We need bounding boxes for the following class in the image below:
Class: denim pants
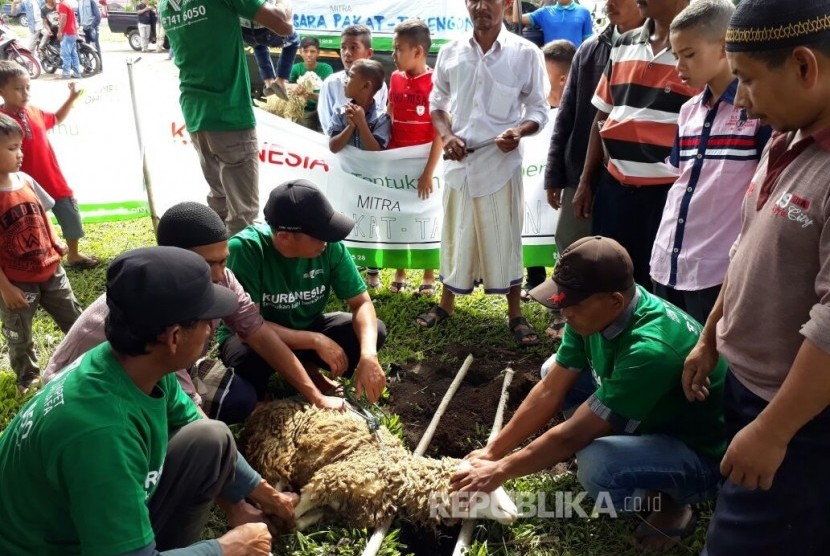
[83,25,101,58]
[241,28,298,81]
[563,370,721,510]
[60,34,81,77]
[702,372,830,556]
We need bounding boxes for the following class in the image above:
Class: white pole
[452,367,515,556]
[361,354,475,556]
[126,57,160,234]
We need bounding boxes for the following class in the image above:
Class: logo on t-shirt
[772,191,814,229]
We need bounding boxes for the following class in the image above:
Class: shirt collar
[636,19,654,44]
[468,25,511,53]
[554,1,576,11]
[602,287,640,340]
[812,126,830,152]
[699,78,738,107]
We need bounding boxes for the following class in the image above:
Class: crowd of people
[0,0,828,553]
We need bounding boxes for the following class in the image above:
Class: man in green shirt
[451,236,726,550]
[0,247,297,555]
[158,0,292,234]
[220,179,388,407]
[288,36,334,132]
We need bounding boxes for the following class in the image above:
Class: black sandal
[416,306,451,328]
[508,316,540,347]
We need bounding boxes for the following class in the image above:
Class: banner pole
[126,57,160,234]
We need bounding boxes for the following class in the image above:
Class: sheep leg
[295,508,326,531]
[293,490,326,531]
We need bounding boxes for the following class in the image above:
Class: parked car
[1,2,26,27]
[106,8,166,51]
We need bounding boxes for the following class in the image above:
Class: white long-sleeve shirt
[430,26,550,197]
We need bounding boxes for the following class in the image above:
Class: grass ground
[0,218,710,555]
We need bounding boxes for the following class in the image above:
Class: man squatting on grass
[0,247,298,555]
[43,202,348,424]
[452,236,727,551]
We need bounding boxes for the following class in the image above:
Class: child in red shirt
[0,114,81,392]
[387,19,442,296]
[0,61,99,269]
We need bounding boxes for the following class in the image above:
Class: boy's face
[670,29,726,89]
[545,60,570,98]
[340,36,372,71]
[301,46,320,66]
[0,133,24,174]
[344,67,368,100]
[728,49,818,132]
[0,74,30,110]
[392,37,421,73]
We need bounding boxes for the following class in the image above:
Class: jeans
[83,25,101,59]
[242,27,298,81]
[561,370,721,510]
[60,34,81,77]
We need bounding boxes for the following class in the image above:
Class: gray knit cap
[156,202,228,249]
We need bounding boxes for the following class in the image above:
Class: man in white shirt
[416,0,549,347]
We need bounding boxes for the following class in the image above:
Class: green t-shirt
[555,286,727,461]
[0,343,200,555]
[218,223,366,344]
[160,0,265,132]
[289,61,334,110]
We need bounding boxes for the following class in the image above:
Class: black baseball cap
[528,236,634,309]
[262,179,355,242]
[106,246,238,330]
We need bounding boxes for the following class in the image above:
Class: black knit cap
[156,202,228,249]
[726,0,830,53]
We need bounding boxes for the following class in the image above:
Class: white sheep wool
[239,399,518,530]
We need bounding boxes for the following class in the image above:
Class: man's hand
[463,446,497,462]
[248,480,299,529]
[68,81,82,100]
[354,353,385,403]
[417,173,433,200]
[572,180,593,221]
[313,334,348,376]
[721,420,787,490]
[56,32,63,41]
[450,458,507,493]
[224,500,267,529]
[216,522,272,556]
[546,188,563,210]
[442,134,467,161]
[682,340,720,402]
[1,284,29,310]
[495,128,522,153]
[315,395,348,411]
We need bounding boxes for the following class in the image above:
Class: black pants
[221,311,388,401]
[149,420,237,550]
[652,282,721,325]
[703,372,830,556]
[591,170,670,288]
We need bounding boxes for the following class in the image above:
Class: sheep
[239,399,518,531]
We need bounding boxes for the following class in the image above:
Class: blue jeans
[60,34,81,77]
[241,27,298,81]
[563,370,721,510]
[83,25,101,60]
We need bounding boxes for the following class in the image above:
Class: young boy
[0,62,98,269]
[288,36,334,131]
[318,25,388,135]
[386,19,441,296]
[328,59,390,152]
[523,39,576,339]
[650,0,769,325]
[0,114,81,393]
[685,0,830,553]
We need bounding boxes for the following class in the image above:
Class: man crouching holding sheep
[219,179,388,410]
[452,237,728,551]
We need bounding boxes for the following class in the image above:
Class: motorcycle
[37,32,101,77]
[0,16,40,79]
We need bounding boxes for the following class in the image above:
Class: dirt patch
[386,343,544,459]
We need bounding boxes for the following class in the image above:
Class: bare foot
[632,500,695,551]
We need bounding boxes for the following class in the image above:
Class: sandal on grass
[416,305,450,328]
[545,315,567,340]
[65,256,101,270]
[415,283,435,297]
[389,281,407,294]
[508,316,540,347]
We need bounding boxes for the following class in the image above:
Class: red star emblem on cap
[550,292,566,305]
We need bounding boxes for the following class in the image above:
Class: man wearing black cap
[0,247,297,555]
[219,179,388,405]
[44,202,347,424]
[686,1,830,553]
[451,236,727,550]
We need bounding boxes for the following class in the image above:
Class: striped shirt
[592,20,698,186]
[650,81,771,290]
